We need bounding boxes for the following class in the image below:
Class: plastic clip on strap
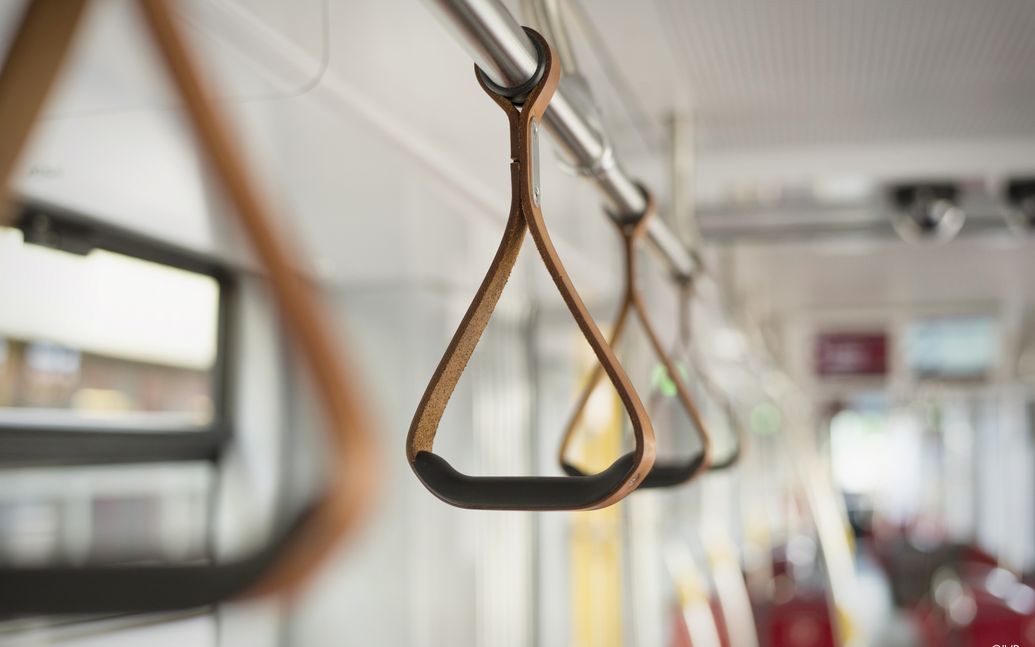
[0,0,377,613]
[558,188,712,488]
[406,28,656,511]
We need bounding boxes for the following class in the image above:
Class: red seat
[913,562,1035,646]
[753,593,835,647]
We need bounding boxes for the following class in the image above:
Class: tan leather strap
[0,0,88,220]
[406,28,655,511]
[0,0,378,600]
[676,280,744,469]
[558,190,712,487]
[142,0,380,597]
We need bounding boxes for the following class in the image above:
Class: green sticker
[750,401,781,436]
[650,362,690,397]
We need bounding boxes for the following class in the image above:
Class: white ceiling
[584,0,1035,152]
[569,0,1035,323]
[13,0,1035,214]
[730,235,1035,313]
[7,0,624,296]
[6,0,1035,322]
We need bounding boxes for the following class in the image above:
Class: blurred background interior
[2,0,1035,645]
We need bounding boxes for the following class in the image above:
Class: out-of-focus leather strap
[559,189,713,487]
[676,281,744,469]
[0,0,378,603]
[140,0,379,597]
[0,0,87,220]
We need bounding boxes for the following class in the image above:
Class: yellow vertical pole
[570,383,625,647]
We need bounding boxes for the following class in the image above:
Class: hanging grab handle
[558,189,712,488]
[0,0,377,613]
[406,28,655,511]
[676,281,744,470]
[707,396,744,470]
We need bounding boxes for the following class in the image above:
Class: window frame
[0,202,236,466]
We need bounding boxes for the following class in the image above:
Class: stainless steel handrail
[422,0,698,280]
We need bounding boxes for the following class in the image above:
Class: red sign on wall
[815,333,888,377]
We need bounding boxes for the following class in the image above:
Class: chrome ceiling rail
[422,0,698,280]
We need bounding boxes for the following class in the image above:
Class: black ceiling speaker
[888,183,965,243]
[1003,178,1035,235]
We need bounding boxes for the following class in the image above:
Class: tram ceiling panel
[615,0,1035,151]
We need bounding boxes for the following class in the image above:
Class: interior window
[0,221,221,432]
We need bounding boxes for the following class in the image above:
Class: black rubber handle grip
[706,444,741,471]
[0,557,261,615]
[413,451,639,511]
[0,505,313,614]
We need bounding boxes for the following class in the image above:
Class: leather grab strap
[676,282,744,470]
[708,396,744,470]
[559,189,712,488]
[0,0,377,613]
[0,0,87,215]
[406,28,655,511]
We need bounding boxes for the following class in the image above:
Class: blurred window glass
[0,222,221,431]
[904,315,998,380]
[0,462,212,567]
